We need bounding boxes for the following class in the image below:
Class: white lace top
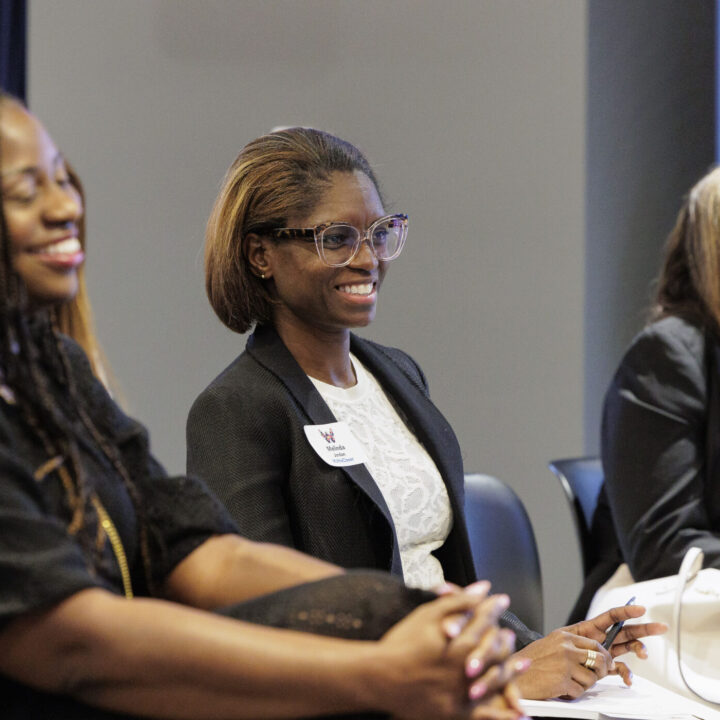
[308,355,453,590]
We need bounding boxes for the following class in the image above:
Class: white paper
[520,674,720,720]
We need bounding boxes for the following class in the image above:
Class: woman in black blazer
[187,127,663,700]
[187,322,474,587]
[576,166,720,618]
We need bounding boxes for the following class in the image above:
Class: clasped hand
[380,581,528,720]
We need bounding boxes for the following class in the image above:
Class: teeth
[37,238,82,255]
[339,283,374,296]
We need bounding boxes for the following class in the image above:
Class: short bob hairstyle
[204,127,383,334]
[653,166,720,335]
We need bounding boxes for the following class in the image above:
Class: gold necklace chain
[48,463,134,600]
[90,495,134,599]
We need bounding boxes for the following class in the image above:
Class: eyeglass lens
[320,217,405,265]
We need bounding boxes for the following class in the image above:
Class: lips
[28,237,81,255]
[337,282,376,296]
[26,237,85,268]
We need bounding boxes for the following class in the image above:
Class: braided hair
[0,92,154,592]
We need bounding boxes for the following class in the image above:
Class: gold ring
[583,649,597,670]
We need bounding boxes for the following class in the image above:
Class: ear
[244,233,273,279]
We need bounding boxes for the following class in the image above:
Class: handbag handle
[673,546,720,705]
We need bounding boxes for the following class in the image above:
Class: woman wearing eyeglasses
[187,127,665,700]
[187,127,482,600]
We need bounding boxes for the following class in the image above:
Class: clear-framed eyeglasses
[272,213,408,267]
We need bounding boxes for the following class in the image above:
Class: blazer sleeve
[602,319,720,579]
[186,376,296,547]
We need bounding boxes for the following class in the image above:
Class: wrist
[351,642,407,715]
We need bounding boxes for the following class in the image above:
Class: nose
[43,182,83,226]
[349,234,379,270]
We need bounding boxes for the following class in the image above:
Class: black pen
[602,595,636,650]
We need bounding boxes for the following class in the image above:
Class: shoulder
[189,351,259,415]
[56,333,119,408]
[351,335,429,394]
[56,334,125,419]
[57,333,95,381]
[187,346,293,430]
[620,316,706,380]
[57,333,156,447]
[608,315,708,414]
[195,348,260,397]
[631,315,705,356]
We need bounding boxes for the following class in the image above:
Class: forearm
[165,534,342,609]
[0,588,386,719]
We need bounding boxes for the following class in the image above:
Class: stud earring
[260,272,266,279]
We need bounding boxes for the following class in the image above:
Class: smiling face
[0,102,84,308]
[258,170,388,338]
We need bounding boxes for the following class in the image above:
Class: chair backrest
[463,473,543,632]
[547,456,604,578]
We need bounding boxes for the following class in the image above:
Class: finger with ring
[583,648,598,670]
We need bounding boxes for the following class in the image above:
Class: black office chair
[463,473,543,632]
[547,457,604,579]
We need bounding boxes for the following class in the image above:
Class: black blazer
[573,315,720,621]
[187,325,541,646]
[187,324,476,585]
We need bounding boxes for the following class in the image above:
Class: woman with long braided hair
[0,94,531,720]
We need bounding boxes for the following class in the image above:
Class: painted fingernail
[496,594,510,610]
[444,619,463,638]
[465,580,491,595]
[513,658,531,672]
[468,681,488,700]
[466,656,484,678]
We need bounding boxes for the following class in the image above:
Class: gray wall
[27,0,712,632]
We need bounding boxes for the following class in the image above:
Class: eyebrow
[0,152,66,182]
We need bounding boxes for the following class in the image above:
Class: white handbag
[587,547,720,709]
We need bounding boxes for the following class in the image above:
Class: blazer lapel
[350,335,474,584]
[246,326,397,533]
[349,335,465,512]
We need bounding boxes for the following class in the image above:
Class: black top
[603,315,720,573]
[572,314,720,621]
[0,334,236,626]
[0,331,236,717]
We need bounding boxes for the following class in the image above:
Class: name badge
[303,421,368,467]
